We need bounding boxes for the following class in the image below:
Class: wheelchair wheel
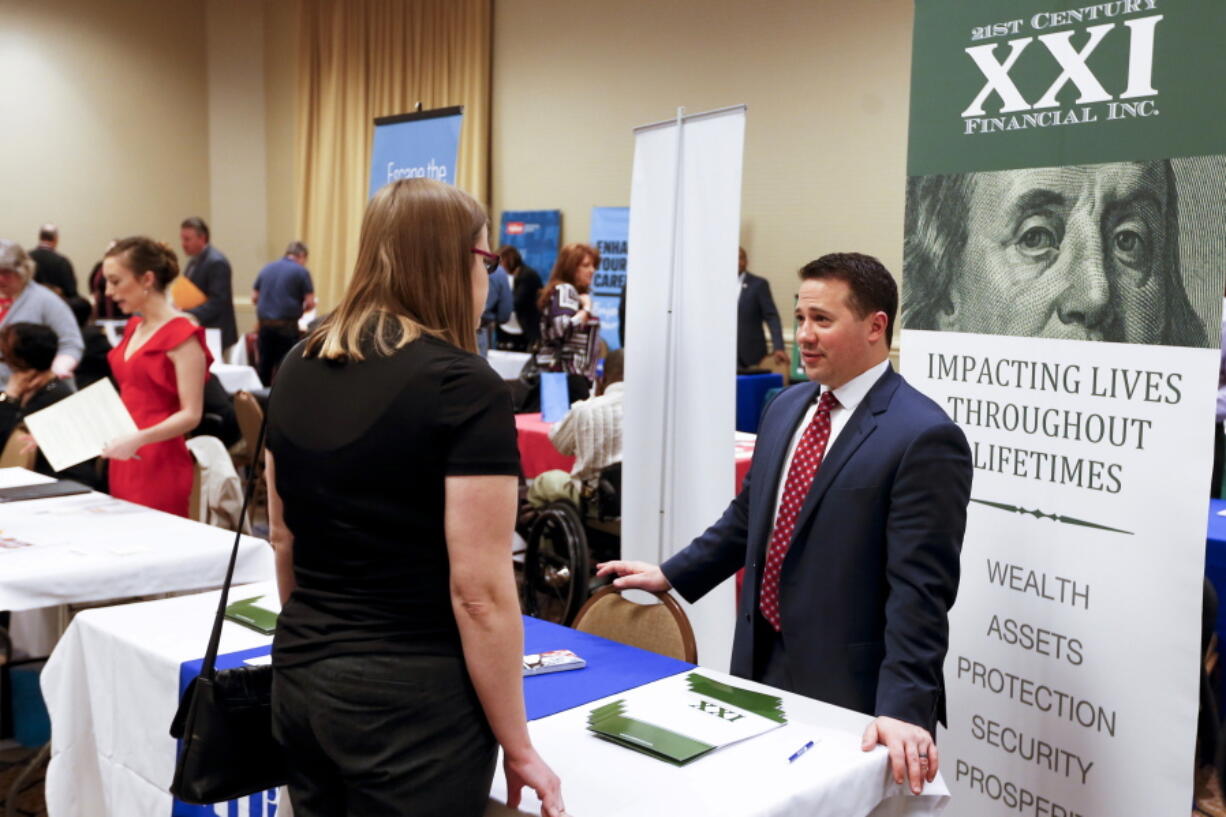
[521,501,590,625]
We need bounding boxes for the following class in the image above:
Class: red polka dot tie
[759,389,839,631]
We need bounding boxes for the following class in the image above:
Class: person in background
[29,223,78,299]
[478,248,512,357]
[102,237,211,517]
[500,246,542,352]
[530,350,626,509]
[180,216,238,353]
[0,323,101,487]
[189,373,241,448]
[252,240,315,385]
[89,239,122,320]
[535,243,600,403]
[737,246,787,371]
[66,296,112,390]
[549,348,624,486]
[265,178,564,817]
[0,239,83,386]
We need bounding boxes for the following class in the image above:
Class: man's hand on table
[861,715,938,795]
[594,560,672,592]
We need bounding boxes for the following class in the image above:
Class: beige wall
[492,0,914,343]
[205,0,267,297]
[0,0,296,338]
[0,0,210,286]
[263,1,300,274]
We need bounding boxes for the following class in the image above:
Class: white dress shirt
[770,359,890,527]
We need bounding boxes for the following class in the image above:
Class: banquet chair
[187,454,204,522]
[231,390,264,474]
[571,585,697,663]
[0,424,35,470]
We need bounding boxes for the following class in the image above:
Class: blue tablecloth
[736,373,784,433]
[522,615,694,720]
[180,617,694,728]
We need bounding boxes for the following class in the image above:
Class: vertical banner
[368,106,464,198]
[902,3,1226,816]
[590,206,630,351]
[623,106,747,669]
[499,209,562,281]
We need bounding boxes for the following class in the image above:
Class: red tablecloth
[516,413,755,491]
[515,413,576,478]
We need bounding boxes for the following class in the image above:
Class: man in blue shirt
[478,262,512,357]
[252,241,315,384]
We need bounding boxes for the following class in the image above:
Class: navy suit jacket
[662,366,972,733]
[736,272,785,370]
[186,245,238,349]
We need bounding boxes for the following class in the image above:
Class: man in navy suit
[599,252,971,794]
[736,247,787,370]
[180,217,238,352]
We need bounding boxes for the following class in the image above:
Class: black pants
[1213,421,1224,499]
[272,653,497,817]
[257,323,302,386]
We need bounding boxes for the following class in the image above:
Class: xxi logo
[690,698,746,723]
[962,16,1161,117]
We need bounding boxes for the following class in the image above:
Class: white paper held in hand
[23,379,139,472]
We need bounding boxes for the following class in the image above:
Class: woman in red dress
[101,237,211,517]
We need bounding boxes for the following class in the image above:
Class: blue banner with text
[589,206,628,351]
[498,210,562,286]
[368,107,463,198]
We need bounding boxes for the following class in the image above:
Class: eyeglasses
[471,248,500,275]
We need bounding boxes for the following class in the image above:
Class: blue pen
[788,740,815,763]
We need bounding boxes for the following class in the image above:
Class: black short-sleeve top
[267,334,520,667]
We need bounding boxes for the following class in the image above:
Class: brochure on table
[588,671,786,765]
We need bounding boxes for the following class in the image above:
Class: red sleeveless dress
[107,316,213,517]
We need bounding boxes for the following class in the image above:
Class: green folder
[586,674,786,765]
[224,595,280,635]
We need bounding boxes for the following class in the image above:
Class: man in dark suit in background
[29,224,77,298]
[599,252,972,795]
[737,247,787,371]
[180,216,238,352]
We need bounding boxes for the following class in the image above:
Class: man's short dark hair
[284,240,308,258]
[180,217,210,241]
[497,245,522,272]
[1,322,58,372]
[38,224,58,242]
[799,252,898,347]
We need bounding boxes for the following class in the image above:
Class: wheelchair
[517,463,621,625]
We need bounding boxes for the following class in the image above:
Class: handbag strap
[200,405,270,680]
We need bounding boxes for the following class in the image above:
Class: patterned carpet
[0,745,46,817]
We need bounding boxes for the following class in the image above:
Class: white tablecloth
[487,349,530,380]
[210,362,263,394]
[41,582,948,817]
[42,582,279,817]
[0,467,272,612]
[488,673,948,817]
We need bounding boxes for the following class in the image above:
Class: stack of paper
[587,672,786,765]
[23,380,138,472]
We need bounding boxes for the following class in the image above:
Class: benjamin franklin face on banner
[940,162,1170,343]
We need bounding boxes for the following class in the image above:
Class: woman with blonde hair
[266,178,565,817]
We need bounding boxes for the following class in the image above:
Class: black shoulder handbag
[169,412,287,803]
